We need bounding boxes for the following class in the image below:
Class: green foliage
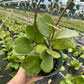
[60,74,84,84]
[22,55,41,77]
[12,13,79,77]
[53,38,74,50]
[0,11,80,78]
[60,74,73,84]
[26,24,44,43]
[0,75,3,79]
[53,28,78,39]
[80,54,84,59]
[5,62,19,70]
[55,29,79,39]
[14,37,33,55]
[40,50,53,73]
[65,74,73,84]
[73,75,84,84]
[67,57,82,70]
[68,48,73,53]
[0,50,5,55]
[34,44,48,54]
[62,52,68,59]
[52,28,78,50]
[37,13,54,37]
[60,66,65,71]
[46,49,60,58]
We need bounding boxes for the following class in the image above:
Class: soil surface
[0,54,11,84]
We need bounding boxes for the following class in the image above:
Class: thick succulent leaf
[14,37,33,55]
[26,24,44,43]
[40,50,53,73]
[34,44,48,53]
[37,13,54,37]
[54,29,79,39]
[53,38,74,50]
[22,55,41,77]
[46,49,60,58]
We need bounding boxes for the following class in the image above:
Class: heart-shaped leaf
[14,37,33,55]
[37,13,54,37]
[40,50,53,73]
[46,49,60,58]
[34,44,48,53]
[53,38,74,50]
[26,24,44,43]
[22,55,41,77]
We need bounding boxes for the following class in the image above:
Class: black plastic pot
[39,50,63,78]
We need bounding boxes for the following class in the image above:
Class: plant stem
[34,0,42,44]
[49,0,74,49]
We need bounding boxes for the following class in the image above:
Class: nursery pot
[39,50,63,78]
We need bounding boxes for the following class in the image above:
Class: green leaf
[73,51,79,57]
[0,50,5,55]
[26,24,44,43]
[62,53,67,59]
[60,80,67,84]
[46,49,60,58]
[73,75,84,84]
[31,83,35,84]
[22,55,41,77]
[10,71,17,77]
[65,74,72,81]
[53,38,74,50]
[6,40,14,50]
[46,23,60,31]
[68,48,73,52]
[27,50,39,56]
[74,65,80,70]
[60,66,65,71]
[14,37,33,55]
[43,37,49,46]
[37,13,54,37]
[40,50,53,73]
[5,62,19,70]
[80,54,84,59]
[56,29,79,39]
[34,44,48,53]
[65,74,73,84]
[0,75,3,79]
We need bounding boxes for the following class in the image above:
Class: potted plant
[13,0,79,77]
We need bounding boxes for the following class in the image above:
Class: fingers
[26,76,43,84]
[31,76,43,81]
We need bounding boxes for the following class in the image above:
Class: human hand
[7,67,43,84]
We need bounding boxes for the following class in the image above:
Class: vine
[49,0,74,49]
[34,0,42,44]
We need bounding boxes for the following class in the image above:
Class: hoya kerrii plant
[13,0,79,77]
